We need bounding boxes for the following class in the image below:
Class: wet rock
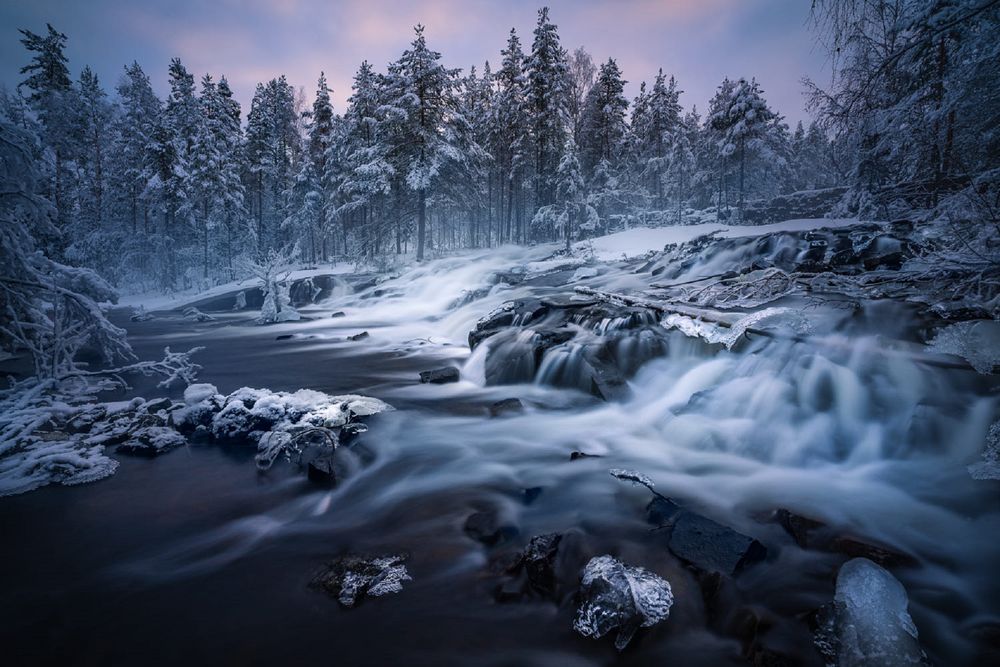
[419,366,460,384]
[570,451,602,461]
[310,554,411,608]
[347,331,370,341]
[464,510,518,546]
[573,555,674,651]
[275,334,294,341]
[307,455,337,484]
[489,398,524,417]
[522,486,543,505]
[769,508,917,567]
[521,533,563,596]
[829,536,918,569]
[774,508,826,548]
[646,496,682,525]
[330,311,346,318]
[668,511,767,576]
[814,557,928,666]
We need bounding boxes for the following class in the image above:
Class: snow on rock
[927,320,1000,374]
[969,420,1000,480]
[576,219,862,261]
[0,382,391,496]
[573,555,673,651]
[174,386,393,470]
[816,558,927,667]
[184,383,219,405]
[310,554,412,607]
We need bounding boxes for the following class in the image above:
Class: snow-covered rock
[310,554,412,607]
[573,555,673,650]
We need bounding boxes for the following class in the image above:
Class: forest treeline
[4,2,999,293]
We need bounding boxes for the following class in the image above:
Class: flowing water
[2,238,998,666]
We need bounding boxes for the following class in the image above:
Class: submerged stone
[419,367,460,384]
[489,398,524,417]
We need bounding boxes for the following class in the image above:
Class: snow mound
[574,555,673,650]
[577,219,861,261]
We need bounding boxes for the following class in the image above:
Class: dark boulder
[668,511,767,576]
[488,397,524,417]
[419,366,460,384]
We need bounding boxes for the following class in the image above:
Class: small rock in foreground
[310,554,411,608]
[574,555,674,651]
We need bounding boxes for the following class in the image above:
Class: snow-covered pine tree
[526,7,569,214]
[18,24,78,239]
[336,61,394,260]
[579,58,629,180]
[566,47,596,145]
[244,76,299,257]
[111,62,161,251]
[383,25,471,261]
[556,136,586,250]
[491,28,530,244]
[631,70,681,208]
[287,72,335,264]
[709,77,783,220]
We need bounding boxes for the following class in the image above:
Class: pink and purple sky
[0,0,829,124]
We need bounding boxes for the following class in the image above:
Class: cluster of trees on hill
[4,7,841,291]
[3,2,997,295]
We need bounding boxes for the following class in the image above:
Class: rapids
[2,227,998,666]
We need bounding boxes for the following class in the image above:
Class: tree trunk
[416,189,427,261]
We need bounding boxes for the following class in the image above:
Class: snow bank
[576,218,864,261]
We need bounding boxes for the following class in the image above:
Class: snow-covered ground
[115,263,358,311]
[576,218,866,261]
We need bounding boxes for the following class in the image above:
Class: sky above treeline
[0,0,830,126]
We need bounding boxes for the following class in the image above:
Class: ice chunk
[928,320,1000,374]
[573,555,673,650]
[829,558,926,666]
